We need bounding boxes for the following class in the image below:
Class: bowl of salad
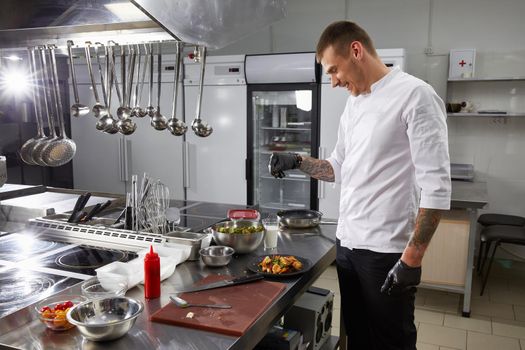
[210,220,264,253]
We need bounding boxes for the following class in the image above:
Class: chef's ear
[349,41,364,61]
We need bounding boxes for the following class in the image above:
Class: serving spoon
[167,41,187,136]
[191,46,213,137]
[66,40,89,117]
[170,296,231,309]
[150,43,167,130]
[20,47,46,165]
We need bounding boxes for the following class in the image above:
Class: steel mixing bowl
[200,246,235,267]
[66,297,143,341]
[209,220,264,254]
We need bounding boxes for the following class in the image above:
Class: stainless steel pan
[277,209,327,228]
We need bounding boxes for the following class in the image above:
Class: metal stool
[478,225,525,295]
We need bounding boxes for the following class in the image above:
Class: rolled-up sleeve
[404,86,451,210]
[326,100,351,185]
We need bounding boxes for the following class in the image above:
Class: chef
[269,20,451,350]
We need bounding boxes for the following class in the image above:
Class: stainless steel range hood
[0,0,286,50]
[130,0,286,49]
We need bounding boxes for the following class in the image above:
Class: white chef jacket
[326,67,451,253]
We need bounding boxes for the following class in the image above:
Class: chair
[476,213,525,276]
[477,224,525,295]
[477,213,525,227]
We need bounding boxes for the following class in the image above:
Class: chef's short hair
[316,21,377,61]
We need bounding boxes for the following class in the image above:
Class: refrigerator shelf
[259,150,310,156]
[261,127,311,132]
[260,175,309,182]
[259,201,307,210]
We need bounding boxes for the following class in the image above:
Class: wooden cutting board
[150,275,286,336]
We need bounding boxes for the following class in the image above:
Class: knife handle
[68,194,86,222]
[230,274,264,284]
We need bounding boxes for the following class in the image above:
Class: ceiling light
[104,2,151,22]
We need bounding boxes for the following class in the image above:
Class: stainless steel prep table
[0,223,337,350]
[424,180,488,317]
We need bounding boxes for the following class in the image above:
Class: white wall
[213,0,525,258]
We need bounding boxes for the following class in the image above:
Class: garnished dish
[259,255,303,274]
[216,224,264,234]
[248,254,311,277]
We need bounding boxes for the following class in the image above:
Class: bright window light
[3,55,23,62]
[104,2,151,22]
[295,90,312,112]
[0,67,30,96]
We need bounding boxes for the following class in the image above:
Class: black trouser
[336,240,417,350]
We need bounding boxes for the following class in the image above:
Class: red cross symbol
[459,60,467,67]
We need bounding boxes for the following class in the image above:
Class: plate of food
[247,254,311,277]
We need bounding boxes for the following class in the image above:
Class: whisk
[136,174,169,235]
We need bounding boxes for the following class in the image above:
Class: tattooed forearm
[401,208,443,266]
[299,156,335,182]
[410,208,442,247]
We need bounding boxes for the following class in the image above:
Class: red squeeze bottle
[144,245,161,299]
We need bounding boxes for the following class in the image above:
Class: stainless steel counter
[451,180,488,209]
[0,224,337,350]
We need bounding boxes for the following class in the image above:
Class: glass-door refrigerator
[245,53,320,211]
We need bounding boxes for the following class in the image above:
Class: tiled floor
[312,259,525,350]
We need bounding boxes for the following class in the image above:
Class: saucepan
[277,209,337,229]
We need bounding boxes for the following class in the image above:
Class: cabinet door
[421,210,470,286]
[318,83,347,219]
[184,84,247,204]
[70,83,126,194]
[126,80,184,199]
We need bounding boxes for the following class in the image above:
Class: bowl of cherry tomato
[35,294,87,331]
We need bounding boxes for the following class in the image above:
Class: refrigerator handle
[318,146,325,199]
[245,158,251,181]
[118,138,124,182]
[183,141,191,189]
[123,138,130,182]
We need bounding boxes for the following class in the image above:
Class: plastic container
[144,245,161,299]
[35,294,87,331]
[227,209,260,221]
[81,276,128,300]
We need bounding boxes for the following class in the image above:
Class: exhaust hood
[0,0,286,50]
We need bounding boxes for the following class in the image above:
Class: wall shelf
[447,112,525,117]
[448,76,525,82]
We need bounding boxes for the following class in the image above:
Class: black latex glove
[380,259,421,296]
[268,152,301,178]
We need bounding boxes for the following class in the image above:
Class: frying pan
[276,209,337,228]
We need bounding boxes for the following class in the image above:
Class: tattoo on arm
[408,208,442,256]
[299,156,335,182]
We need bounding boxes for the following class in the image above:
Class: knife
[176,274,264,293]
[68,193,87,222]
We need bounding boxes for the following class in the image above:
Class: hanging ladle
[131,44,148,118]
[84,41,106,118]
[94,42,108,111]
[150,42,167,130]
[191,46,213,137]
[116,45,132,120]
[32,46,58,166]
[67,40,89,117]
[20,47,46,165]
[117,45,137,135]
[145,43,156,118]
[41,45,77,167]
[96,44,118,134]
[167,41,187,136]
